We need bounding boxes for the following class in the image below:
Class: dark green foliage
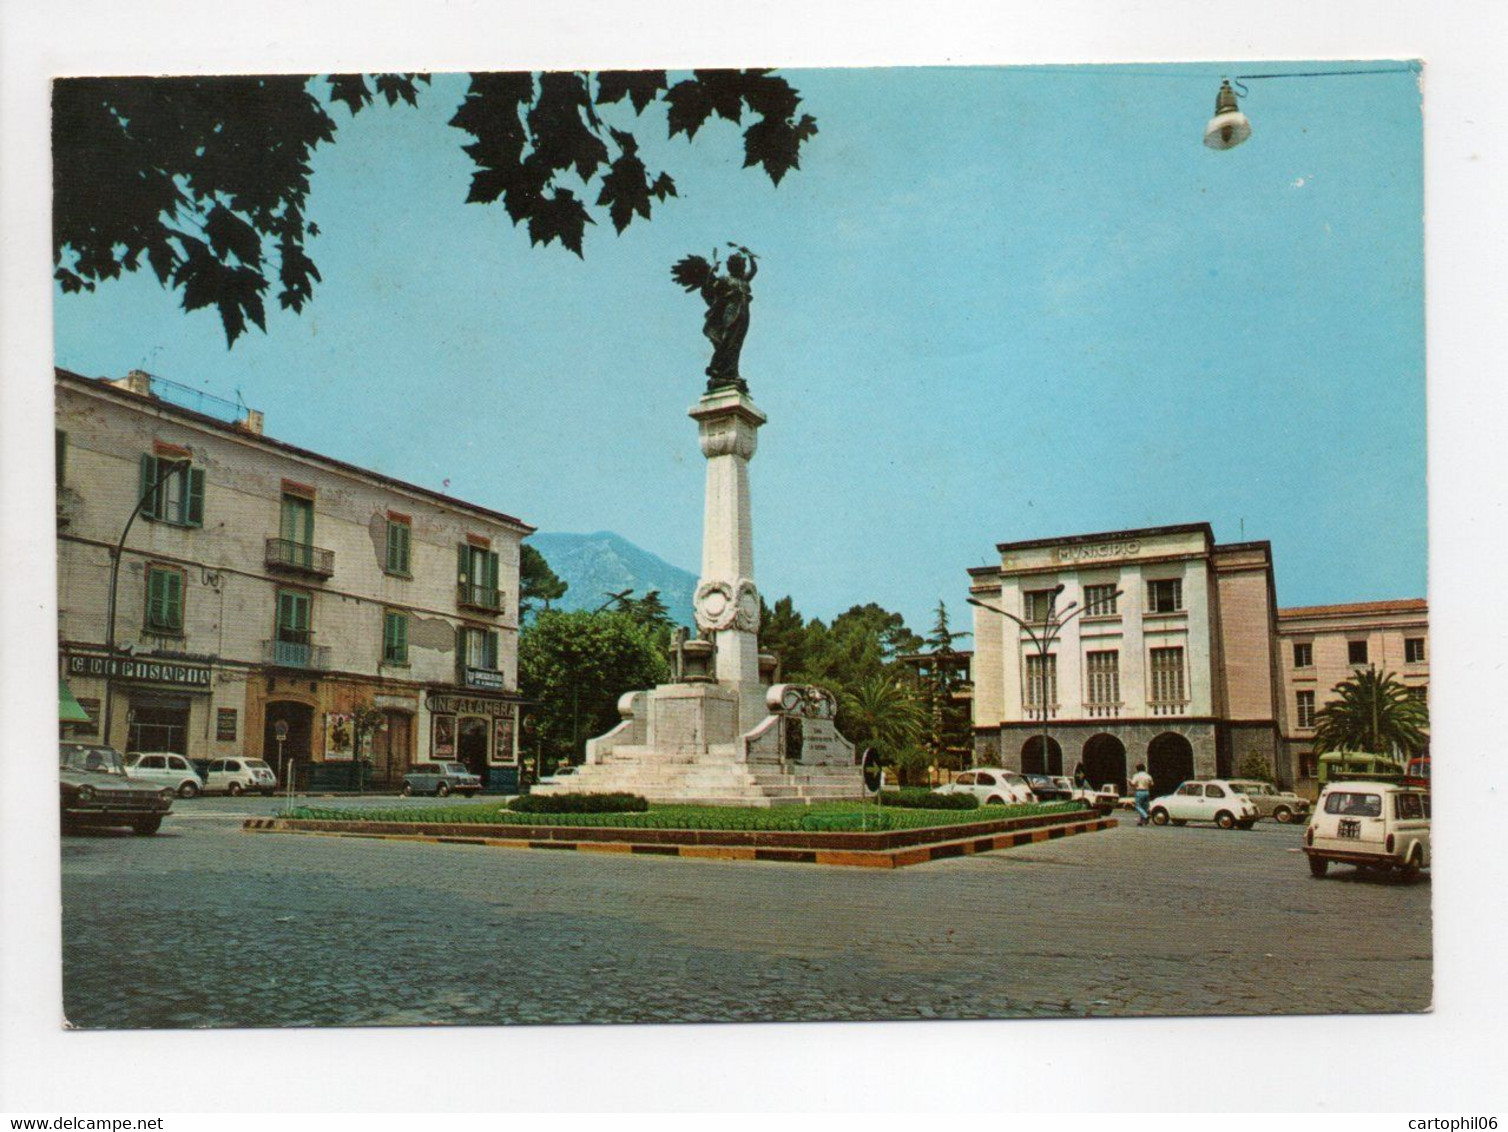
[881,788,980,810]
[518,609,670,764]
[1312,668,1430,757]
[520,543,569,616]
[54,69,816,346]
[508,792,648,814]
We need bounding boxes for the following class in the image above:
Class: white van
[1304,780,1430,881]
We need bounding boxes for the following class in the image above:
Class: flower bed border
[242,808,1116,868]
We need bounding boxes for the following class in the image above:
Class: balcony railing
[266,537,335,578]
[457,582,503,612]
[1149,699,1189,716]
[263,638,331,670]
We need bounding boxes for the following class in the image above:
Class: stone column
[689,388,767,732]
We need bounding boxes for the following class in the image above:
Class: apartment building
[56,369,533,791]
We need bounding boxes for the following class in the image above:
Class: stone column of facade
[689,389,768,733]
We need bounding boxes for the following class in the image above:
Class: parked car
[402,762,482,798]
[203,757,277,796]
[933,768,1036,805]
[59,742,174,836]
[1148,779,1259,829]
[1304,780,1430,880]
[1227,779,1311,823]
[1092,783,1123,812]
[1023,774,1073,802]
[124,751,205,798]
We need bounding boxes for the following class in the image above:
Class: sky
[53,63,1426,632]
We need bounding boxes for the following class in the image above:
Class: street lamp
[968,585,1122,779]
[1203,65,1417,151]
[101,458,192,748]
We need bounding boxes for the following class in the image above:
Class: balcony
[457,582,503,613]
[266,537,335,579]
[263,638,331,670]
[1149,700,1189,717]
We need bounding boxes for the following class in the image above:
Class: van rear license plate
[1338,819,1361,840]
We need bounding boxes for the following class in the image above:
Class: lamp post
[968,586,1122,778]
[101,458,192,749]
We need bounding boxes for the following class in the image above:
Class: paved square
[61,798,1431,1028]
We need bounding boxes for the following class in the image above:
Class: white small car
[203,757,277,796]
[1148,779,1259,829]
[933,768,1037,805]
[124,751,204,798]
[1305,780,1430,881]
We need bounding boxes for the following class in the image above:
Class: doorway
[1082,733,1128,796]
[127,700,190,754]
[1148,732,1196,795]
[1020,735,1064,776]
[264,700,314,787]
[457,716,490,786]
[372,711,413,789]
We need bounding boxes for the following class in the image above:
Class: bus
[1315,751,1406,788]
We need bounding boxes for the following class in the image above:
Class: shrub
[880,788,980,810]
[508,792,649,814]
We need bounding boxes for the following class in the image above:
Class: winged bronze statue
[671,244,758,394]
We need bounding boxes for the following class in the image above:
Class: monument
[532,248,867,805]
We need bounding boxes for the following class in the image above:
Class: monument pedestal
[532,387,866,806]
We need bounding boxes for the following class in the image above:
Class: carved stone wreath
[695,577,760,633]
[775,684,838,720]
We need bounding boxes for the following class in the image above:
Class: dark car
[402,762,482,798]
[60,742,174,835]
[1024,774,1074,802]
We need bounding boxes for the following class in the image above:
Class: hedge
[507,792,649,814]
[880,788,980,810]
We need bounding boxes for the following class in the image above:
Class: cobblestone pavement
[61,797,1432,1028]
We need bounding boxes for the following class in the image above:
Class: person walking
[1130,763,1155,826]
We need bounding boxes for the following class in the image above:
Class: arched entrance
[1082,733,1128,796]
[264,701,314,788]
[1020,735,1064,776]
[1148,732,1195,795]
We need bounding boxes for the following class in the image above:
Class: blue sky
[53,63,1425,631]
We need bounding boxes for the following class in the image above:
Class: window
[1149,647,1185,703]
[1405,637,1426,663]
[1293,642,1313,668]
[975,772,997,785]
[383,610,410,665]
[955,773,976,786]
[1348,640,1369,665]
[139,454,205,527]
[276,589,311,643]
[1024,653,1058,709]
[1395,793,1424,820]
[1084,584,1119,617]
[460,625,499,670]
[1022,589,1058,623]
[1146,578,1183,613]
[281,493,314,548]
[459,542,502,610]
[1324,791,1381,818]
[1177,783,1203,797]
[145,566,184,633]
[1296,690,1316,729]
[385,516,412,576]
[1086,650,1120,705]
[216,708,238,741]
[56,429,67,486]
[1407,685,1427,703]
[1205,784,1226,798]
[139,755,166,770]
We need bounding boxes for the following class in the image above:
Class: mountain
[526,531,698,627]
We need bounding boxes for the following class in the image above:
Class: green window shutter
[56,430,67,486]
[486,550,500,592]
[484,630,498,670]
[397,523,411,573]
[457,542,469,583]
[165,571,183,630]
[147,569,165,628]
[385,524,398,571]
[455,622,468,681]
[185,468,205,527]
[395,613,408,662]
[140,455,159,520]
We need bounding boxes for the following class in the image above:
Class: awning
[59,679,91,723]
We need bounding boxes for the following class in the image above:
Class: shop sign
[462,667,505,690]
[427,692,516,718]
[66,653,211,688]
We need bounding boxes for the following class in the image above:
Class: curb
[242,812,1118,868]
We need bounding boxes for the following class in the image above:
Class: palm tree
[1312,668,1429,757]
[839,673,926,756]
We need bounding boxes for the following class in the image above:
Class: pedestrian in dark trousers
[1130,763,1155,825]
[1073,762,1089,790]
